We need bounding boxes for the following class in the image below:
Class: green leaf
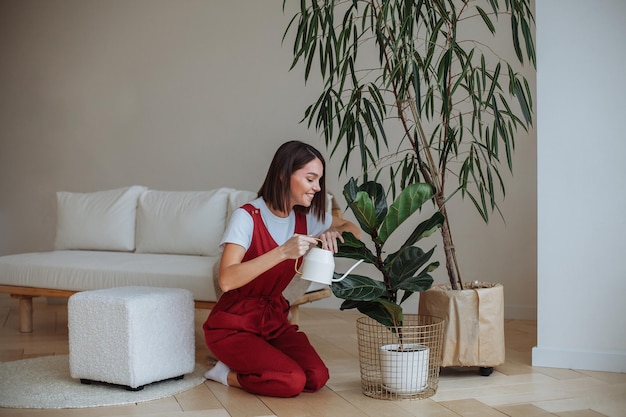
[339,299,403,328]
[335,232,377,264]
[331,275,387,302]
[476,6,495,34]
[343,178,387,237]
[386,246,437,290]
[398,260,438,303]
[396,271,435,294]
[379,183,435,243]
[514,77,532,125]
[510,13,523,63]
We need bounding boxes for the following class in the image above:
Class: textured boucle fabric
[68,286,195,389]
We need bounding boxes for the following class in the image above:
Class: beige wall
[0,0,537,318]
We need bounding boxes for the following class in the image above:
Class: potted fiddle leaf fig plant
[284,0,535,374]
[331,178,443,328]
[329,177,446,399]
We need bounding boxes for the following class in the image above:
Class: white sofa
[0,186,330,332]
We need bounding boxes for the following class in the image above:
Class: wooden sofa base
[0,284,331,333]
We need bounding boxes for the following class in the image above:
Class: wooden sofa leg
[12,295,34,333]
[289,305,300,325]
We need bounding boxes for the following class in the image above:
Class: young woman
[203,140,360,398]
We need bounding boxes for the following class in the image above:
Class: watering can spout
[334,259,365,282]
[296,246,365,285]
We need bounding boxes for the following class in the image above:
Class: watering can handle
[294,256,303,275]
[294,238,324,275]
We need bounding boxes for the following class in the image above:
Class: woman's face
[289,157,323,208]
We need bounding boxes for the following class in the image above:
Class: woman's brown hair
[258,141,327,222]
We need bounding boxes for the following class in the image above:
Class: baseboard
[532,346,626,372]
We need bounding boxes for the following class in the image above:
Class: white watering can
[296,246,364,285]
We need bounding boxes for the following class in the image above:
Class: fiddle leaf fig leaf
[331,274,387,301]
[399,262,439,303]
[386,246,436,290]
[376,299,404,328]
[345,191,377,236]
[379,183,435,243]
[343,178,387,237]
[358,180,388,225]
[335,232,377,264]
[397,271,436,294]
[402,211,445,247]
[339,299,403,328]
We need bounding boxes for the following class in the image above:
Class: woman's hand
[282,234,319,259]
[318,228,344,253]
[318,214,361,253]
[219,234,318,292]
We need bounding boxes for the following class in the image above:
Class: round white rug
[0,355,206,409]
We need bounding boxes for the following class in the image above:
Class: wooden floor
[1,294,624,417]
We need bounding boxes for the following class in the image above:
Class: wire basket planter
[356,315,445,400]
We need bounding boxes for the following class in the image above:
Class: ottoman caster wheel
[479,366,494,376]
[125,385,145,391]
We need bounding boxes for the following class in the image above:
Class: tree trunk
[435,193,462,290]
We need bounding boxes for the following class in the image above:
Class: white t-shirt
[221,197,332,251]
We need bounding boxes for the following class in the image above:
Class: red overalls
[203,204,329,397]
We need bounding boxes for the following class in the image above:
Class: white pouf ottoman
[68,286,195,390]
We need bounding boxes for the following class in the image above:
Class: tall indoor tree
[284,0,535,290]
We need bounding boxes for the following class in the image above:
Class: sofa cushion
[0,251,219,301]
[135,189,230,256]
[54,186,147,252]
[226,189,258,220]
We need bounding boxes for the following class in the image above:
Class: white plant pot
[380,343,429,394]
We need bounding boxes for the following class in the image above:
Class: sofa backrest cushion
[54,186,147,252]
[226,189,258,222]
[135,188,231,256]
